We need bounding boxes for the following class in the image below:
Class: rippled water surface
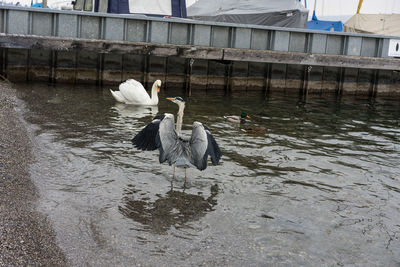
[16,83,400,266]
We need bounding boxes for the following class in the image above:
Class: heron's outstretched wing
[132,114,166,151]
[156,114,178,164]
[132,113,179,165]
[190,122,221,171]
[204,125,222,166]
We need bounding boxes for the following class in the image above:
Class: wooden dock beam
[1,33,399,71]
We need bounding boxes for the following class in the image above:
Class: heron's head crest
[166,96,185,104]
[174,96,184,102]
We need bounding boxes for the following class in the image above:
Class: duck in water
[224,112,250,124]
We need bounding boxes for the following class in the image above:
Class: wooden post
[188,58,194,96]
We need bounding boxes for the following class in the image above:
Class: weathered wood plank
[222,50,400,71]
[0,33,224,59]
[0,33,399,71]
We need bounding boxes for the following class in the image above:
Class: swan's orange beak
[166,97,174,101]
[157,86,160,93]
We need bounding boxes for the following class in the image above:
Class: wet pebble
[0,81,67,266]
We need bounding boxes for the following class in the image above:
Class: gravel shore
[0,81,67,265]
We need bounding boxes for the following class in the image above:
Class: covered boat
[74,0,187,17]
[187,0,308,28]
[344,13,400,36]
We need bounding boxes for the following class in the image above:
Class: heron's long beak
[157,86,160,93]
[166,97,174,101]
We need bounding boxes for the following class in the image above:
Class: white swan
[110,79,161,105]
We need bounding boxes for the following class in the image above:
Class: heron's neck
[150,82,159,101]
[176,103,185,134]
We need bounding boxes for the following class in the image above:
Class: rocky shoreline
[0,81,67,265]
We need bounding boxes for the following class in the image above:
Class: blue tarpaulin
[307,11,343,32]
[30,0,48,8]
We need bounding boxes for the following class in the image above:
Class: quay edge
[0,6,399,96]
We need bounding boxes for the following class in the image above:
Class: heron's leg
[171,167,175,190]
[183,168,187,188]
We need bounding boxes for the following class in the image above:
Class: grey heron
[132,96,221,188]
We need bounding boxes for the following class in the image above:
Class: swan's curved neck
[176,103,185,134]
[150,81,159,101]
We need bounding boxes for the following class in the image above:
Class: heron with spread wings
[132,97,221,188]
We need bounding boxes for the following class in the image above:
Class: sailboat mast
[357,0,363,14]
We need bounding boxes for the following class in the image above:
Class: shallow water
[15,83,400,266]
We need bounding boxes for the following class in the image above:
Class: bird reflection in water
[119,184,219,234]
[112,103,159,119]
[110,104,159,131]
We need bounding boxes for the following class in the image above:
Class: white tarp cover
[344,14,400,36]
[129,0,172,15]
[187,0,308,28]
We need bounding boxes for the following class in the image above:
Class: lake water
[15,82,400,266]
